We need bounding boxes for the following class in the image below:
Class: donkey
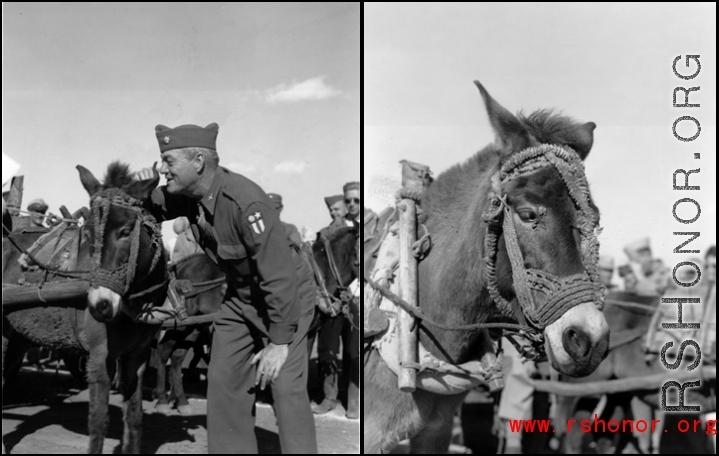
[363,81,611,453]
[76,162,167,454]
[2,162,165,454]
[308,226,360,417]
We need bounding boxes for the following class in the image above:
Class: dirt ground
[2,357,359,454]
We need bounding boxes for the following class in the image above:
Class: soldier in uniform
[267,192,302,250]
[318,194,346,239]
[623,237,663,296]
[27,198,49,228]
[312,194,351,416]
[137,123,317,453]
[342,181,360,226]
[597,254,617,289]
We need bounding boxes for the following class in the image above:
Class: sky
[2,2,359,241]
[365,3,716,282]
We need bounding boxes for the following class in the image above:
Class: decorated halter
[482,144,605,332]
[89,188,163,297]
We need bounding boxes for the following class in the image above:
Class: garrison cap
[598,254,614,271]
[324,194,344,208]
[27,198,48,213]
[155,123,219,153]
[623,237,651,259]
[343,181,360,194]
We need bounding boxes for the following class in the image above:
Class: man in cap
[597,254,617,289]
[326,194,347,221]
[267,193,302,250]
[618,264,638,293]
[136,123,317,453]
[623,237,666,296]
[27,198,49,228]
[311,194,351,416]
[317,195,346,239]
[623,237,654,277]
[342,181,360,226]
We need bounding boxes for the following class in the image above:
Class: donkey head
[477,81,609,377]
[77,162,163,323]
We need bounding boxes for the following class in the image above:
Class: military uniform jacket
[149,167,303,345]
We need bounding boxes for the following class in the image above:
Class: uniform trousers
[207,296,317,453]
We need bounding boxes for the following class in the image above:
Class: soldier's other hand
[134,162,158,181]
[250,342,289,390]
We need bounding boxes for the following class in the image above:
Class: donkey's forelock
[103,161,134,189]
[518,109,596,160]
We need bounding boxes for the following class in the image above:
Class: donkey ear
[76,165,102,197]
[568,122,596,161]
[122,163,160,201]
[474,80,534,157]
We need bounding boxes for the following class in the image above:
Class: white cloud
[225,162,258,174]
[265,76,343,104]
[274,160,307,174]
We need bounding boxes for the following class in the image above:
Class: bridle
[88,188,164,299]
[482,144,605,338]
[310,229,359,324]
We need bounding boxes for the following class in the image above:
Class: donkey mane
[327,226,357,243]
[103,161,134,189]
[518,109,589,149]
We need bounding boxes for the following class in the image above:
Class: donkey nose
[96,299,111,315]
[562,326,591,360]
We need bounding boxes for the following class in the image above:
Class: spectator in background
[268,193,302,250]
[27,198,49,228]
[598,254,617,289]
[618,264,638,293]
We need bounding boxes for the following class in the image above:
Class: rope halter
[483,144,606,332]
[89,188,163,297]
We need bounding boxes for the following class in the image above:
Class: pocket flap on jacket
[217,243,247,260]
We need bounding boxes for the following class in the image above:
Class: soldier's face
[30,213,45,227]
[344,189,360,217]
[329,201,347,220]
[159,149,199,195]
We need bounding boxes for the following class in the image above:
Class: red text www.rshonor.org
[508,416,717,435]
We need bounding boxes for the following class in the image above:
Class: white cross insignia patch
[249,211,265,234]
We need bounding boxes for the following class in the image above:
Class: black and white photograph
[3,3,359,454]
[364,3,715,454]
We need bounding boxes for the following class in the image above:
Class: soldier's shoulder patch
[248,210,265,235]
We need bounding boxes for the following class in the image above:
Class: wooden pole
[397,160,432,392]
[532,366,716,396]
[6,176,23,216]
[2,280,90,308]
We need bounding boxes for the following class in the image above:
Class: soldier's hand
[250,342,289,390]
[134,162,158,181]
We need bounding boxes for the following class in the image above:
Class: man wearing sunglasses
[342,181,360,226]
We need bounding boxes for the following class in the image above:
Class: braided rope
[88,188,163,297]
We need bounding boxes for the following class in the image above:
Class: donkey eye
[518,210,537,223]
[118,227,132,238]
